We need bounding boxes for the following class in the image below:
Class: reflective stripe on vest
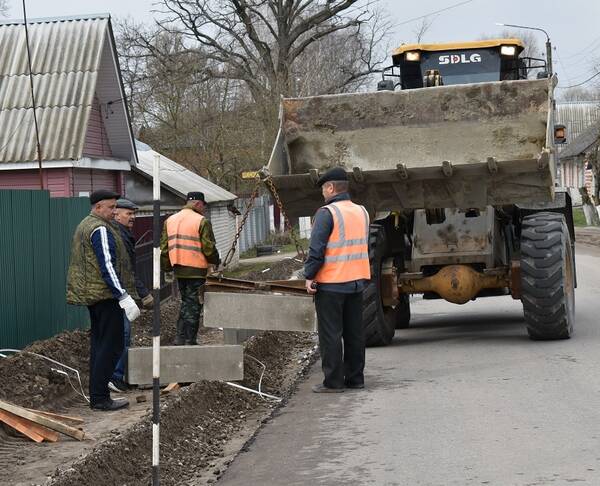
[166,209,208,269]
[315,200,371,283]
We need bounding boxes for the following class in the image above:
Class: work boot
[174,317,186,345]
[311,384,344,393]
[90,398,130,411]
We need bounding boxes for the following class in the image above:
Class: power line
[557,70,600,89]
[394,0,476,27]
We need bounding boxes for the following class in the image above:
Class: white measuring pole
[152,153,161,485]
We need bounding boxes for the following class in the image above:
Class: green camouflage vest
[66,213,137,306]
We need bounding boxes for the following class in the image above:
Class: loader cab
[380,39,545,91]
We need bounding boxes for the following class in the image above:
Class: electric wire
[557,70,600,89]
[0,348,90,403]
[394,0,476,27]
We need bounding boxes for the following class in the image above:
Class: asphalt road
[218,243,600,486]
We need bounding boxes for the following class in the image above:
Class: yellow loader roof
[393,38,525,56]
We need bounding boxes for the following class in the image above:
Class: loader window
[420,49,501,86]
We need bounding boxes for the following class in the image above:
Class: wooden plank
[4,411,60,442]
[0,400,85,441]
[161,383,180,395]
[26,409,84,427]
[0,410,45,443]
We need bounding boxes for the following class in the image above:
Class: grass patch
[573,207,587,227]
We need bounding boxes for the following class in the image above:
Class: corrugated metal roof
[0,15,108,163]
[135,141,237,203]
[556,101,600,156]
[559,119,600,159]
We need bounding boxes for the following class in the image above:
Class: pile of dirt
[0,329,90,410]
[0,256,316,485]
[239,257,304,281]
[49,331,317,486]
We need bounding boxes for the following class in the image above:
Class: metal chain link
[263,177,306,261]
[221,177,262,269]
[220,174,307,272]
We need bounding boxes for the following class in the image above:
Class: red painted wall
[83,96,113,158]
[72,168,119,196]
[0,168,72,197]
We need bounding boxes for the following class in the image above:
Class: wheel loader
[266,38,576,346]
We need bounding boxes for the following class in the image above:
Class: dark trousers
[88,299,125,405]
[314,290,365,389]
[176,278,205,344]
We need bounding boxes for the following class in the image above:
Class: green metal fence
[0,190,90,349]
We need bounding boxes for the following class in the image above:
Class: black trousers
[88,299,125,405]
[314,290,365,389]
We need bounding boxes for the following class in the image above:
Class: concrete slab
[127,345,243,385]
[204,292,316,332]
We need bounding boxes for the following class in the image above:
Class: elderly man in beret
[67,190,140,411]
[108,198,153,393]
[160,192,220,345]
[304,167,371,393]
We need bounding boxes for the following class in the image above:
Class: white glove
[119,294,141,322]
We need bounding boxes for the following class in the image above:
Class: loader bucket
[267,78,555,218]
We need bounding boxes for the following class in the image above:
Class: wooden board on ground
[204,292,316,332]
[0,410,45,443]
[0,400,85,441]
[127,345,244,385]
[161,383,180,395]
[26,409,84,427]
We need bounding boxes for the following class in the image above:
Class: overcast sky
[5,0,600,91]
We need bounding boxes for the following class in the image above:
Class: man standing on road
[160,192,220,345]
[67,190,140,411]
[108,198,153,393]
[304,167,371,393]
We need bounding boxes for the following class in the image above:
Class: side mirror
[537,71,549,79]
[377,79,395,91]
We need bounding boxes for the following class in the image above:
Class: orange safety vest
[165,209,208,269]
[315,200,371,283]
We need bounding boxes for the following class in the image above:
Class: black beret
[187,191,205,202]
[317,167,348,187]
[116,198,139,210]
[90,189,120,205]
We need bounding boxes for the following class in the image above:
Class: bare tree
[412,15,435,44]
[154,1,388,119]
[558,86,600,102]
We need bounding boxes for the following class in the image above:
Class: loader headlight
[500,45,517,57]
[405,51,421,62]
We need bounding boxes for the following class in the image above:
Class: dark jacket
[116,222,150,299]
[303,193,368,294]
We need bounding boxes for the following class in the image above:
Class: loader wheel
[520,212,575,340]
[363,225,396,346]
[393,294,411,329]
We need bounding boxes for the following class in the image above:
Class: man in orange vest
[304,167,371,393]
[160,192,220,345]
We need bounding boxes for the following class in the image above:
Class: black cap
[317,167,348,187]
[90,189,120,205]
[187,191,205,202]
[116,198,138,210]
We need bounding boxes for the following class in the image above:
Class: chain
[263,176,306,261]
[219,174,307,272]
[221,177,262,269]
